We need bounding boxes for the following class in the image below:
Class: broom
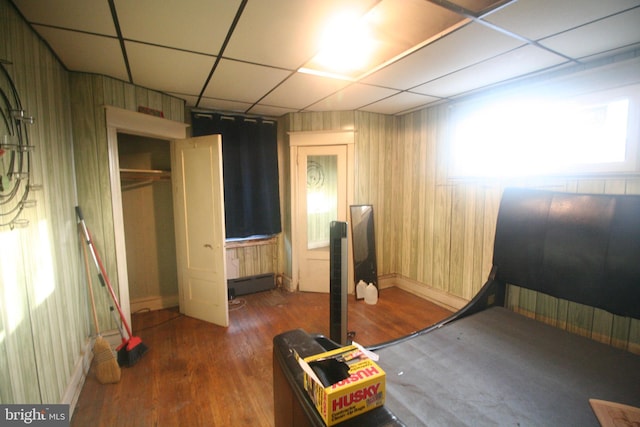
[76,206,149,367]
[80,228,121,384]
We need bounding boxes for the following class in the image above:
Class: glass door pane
[306,155,338,251]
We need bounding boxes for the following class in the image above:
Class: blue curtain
[191,112,281,238]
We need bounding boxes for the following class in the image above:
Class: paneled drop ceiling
[9,0,640,117]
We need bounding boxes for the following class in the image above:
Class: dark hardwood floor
[71,287,452,427]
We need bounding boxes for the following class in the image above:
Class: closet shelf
[120,168,171,181]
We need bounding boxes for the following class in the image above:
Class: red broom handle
[76,207,134,340]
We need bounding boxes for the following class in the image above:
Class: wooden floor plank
[71,287,452,427]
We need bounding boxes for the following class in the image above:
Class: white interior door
[172,135,228,326]
[297,145,347,293]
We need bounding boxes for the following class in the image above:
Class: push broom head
[93,336,121,384]
[117,336,149,367]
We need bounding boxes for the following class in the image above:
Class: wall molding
[130,295,179,313]
[379,274,468,312]
[61,338,92,416]
[106,105,188,330]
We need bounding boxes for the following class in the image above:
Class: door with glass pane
[297,145,347,293]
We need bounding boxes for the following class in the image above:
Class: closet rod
[120,168,171,182]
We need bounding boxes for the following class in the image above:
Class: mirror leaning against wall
[350,205,378,300]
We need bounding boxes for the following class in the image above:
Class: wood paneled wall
[353,112,398,277]
[394,105,496,299]
[70,74,184,330]
[279,100,639,353]
[279,110,397,282]
[276,115,292,284]
[0,0,86,405]
[2,0,636,412]
[394,105,640,353]
[1,0,190,407]
[227,242,279,278]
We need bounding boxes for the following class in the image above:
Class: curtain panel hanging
[191,112,282,239]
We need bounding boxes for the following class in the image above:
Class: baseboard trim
[281,274,295,293]
[62,337,92,417]
[377,274,396,290]
[278,272,468,313]
[379,274,468,312]
[130,294,179,313]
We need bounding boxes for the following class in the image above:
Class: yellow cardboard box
[297,344,385,426]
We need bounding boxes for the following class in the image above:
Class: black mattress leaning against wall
[273,188,640,426]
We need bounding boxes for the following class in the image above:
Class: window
[450,84,640,178]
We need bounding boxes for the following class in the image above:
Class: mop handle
[76,206,134,340]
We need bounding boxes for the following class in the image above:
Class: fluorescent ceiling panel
[302,0,466,79]
[13,0,115,35]
[114,0,241,55]
[126,41,214,95]
[203,59,291,103]
[33,26,127,80]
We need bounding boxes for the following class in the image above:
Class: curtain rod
[191,109,275,124]
[221,115,274,125]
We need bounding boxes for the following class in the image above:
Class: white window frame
[449,83,640,178]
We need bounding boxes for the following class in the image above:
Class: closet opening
[118,133,178,315]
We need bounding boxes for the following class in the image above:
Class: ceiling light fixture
[298,0,507,82]
[313,12,377,75]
